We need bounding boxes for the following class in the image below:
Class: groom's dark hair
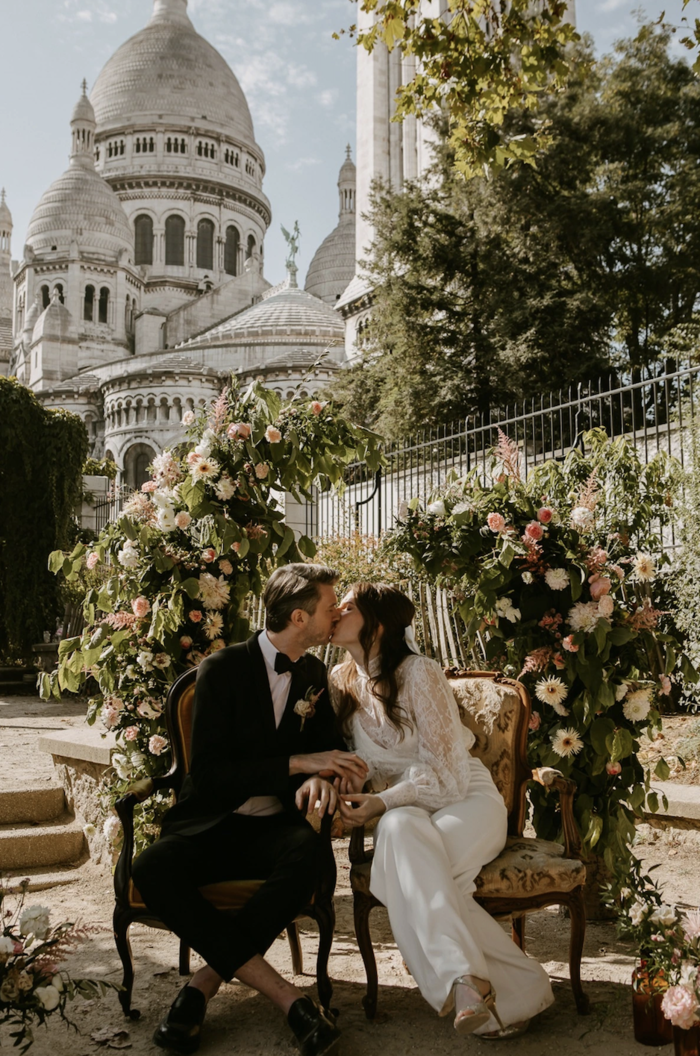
[263,563,339,632]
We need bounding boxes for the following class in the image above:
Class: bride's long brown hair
[334,582,416,739]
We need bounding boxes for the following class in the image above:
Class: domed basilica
[1,0,356,488]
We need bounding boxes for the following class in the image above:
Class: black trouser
[132,812,320,982]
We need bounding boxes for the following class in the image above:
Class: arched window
[224,226,239,276]
[197,219,215,270]
[54,283,64,304]
[165,215,185,266]
[246,234,256,260]
[125,295,131,331]
[124,443,155,491]
[134,215,153,266]
[41,285,50,309]
[99,287,110,324]
[84,285,95,321]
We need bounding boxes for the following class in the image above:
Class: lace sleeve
[377,656,472,813]
[328,663,376,780]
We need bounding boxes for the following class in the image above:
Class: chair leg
[179,938,191,976]
[567,888,590,1015]
[113,908,140,1020]
[511,915,526,952]
[313,899,335,1015]
[354,894,379,1020]
[287,921,304,977]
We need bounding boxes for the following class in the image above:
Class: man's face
[298,582,340,647]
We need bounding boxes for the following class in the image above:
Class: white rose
[35,985,61,1011]
[112,752,131,781]
[118,541,139,569]
[650,904,677,928]
[103,816,122,844]
[19,905,51,941]
[157,507,177,532]
[630,901,648,926]
[426,499,446,518]
[522,571,534,585]
[571,506,595,531]
[615,683,629,701]
[0,936,15,962]
[182,410,195,426]
[504,607,521,623]
[137,650,154,672]
[545,568,569,591]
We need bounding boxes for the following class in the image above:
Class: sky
[0,0,694,287]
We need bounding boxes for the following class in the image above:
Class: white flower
[568,601,600,633]
[152,653,171,670]
[194,431,215,458]
[522,571,534,585]
[112,753,131,781]
[452,501,473,516]
[545,568,569,591]
[633,552,656,582]
[535,677,569,714]
[551,727,584,758]
[495,596,520,623]
[182,411,195,426]
[137,649,154,672]
[427,499,446,518]
[152,488,175,509]
[103,816,122,844]
[35,985,61,1011]
[571,506,595,531]
[191,458,220,482]
[118,540,139,569]
[204,612,224,640]
[198,572,231,610]
[615,682,629,701]
[630,901,649,926]
[0,936,15,962]
[157,507,177,532]
[650,904,677,927]
[623,689,652,722]
[214,474,236,501]
[680,960,699,986]
[151,451,182,485]
[598,595,614,618]
[19,905,51,941]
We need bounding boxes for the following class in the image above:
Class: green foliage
[313,533,420,598]
[671,411,700,697]
[83,457,118,481]
[341,0,580,178]
[387,429,691,884]
[0,378,88,660]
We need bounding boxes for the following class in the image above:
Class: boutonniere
[294,686,323,731]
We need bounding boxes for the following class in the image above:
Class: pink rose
[310,401,323,415]
[659,674,672,696]
[202,548,216,563]
[487,512,506,533]
[553,653,566,669]
[131,596,151,619]
[187,451,202,465]
[606,761,622,776]
[529,711,541,732]
[141,480,157,493]
[589,575,612,600]
[562,635,579,653]
[218,559,233,575]
[175,511,191,530]
[180,636,193,650]
[265,426,282,443]
[661,985,699,1030]
[148,734,168,756]
[597,595,614,618]
[124,726,139,742]
[537,507,553,524]
[227,422,252,440]
[524,521,544,542]
[232,542,241,553]
[189,610,203,623]
[86,552,99,570]
[254,463,269,479]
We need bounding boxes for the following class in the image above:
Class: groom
[132,563,367,1056]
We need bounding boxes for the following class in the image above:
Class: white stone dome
[305,148,356,304]
[91,0,256,146]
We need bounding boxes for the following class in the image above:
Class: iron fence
[93,485,134,535]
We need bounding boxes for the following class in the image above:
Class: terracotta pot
[673,1025,700,1056]
[632,970,673,1047]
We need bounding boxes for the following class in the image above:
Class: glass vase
[673,1025,700,1056]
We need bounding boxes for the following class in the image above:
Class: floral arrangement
[388,428,696,884]
[0,881,113,1053]
[42,381,380,851]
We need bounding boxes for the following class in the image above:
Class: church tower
[0,190,13,375]
[305,147,356,305]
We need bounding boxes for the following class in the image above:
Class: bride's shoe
[452,977,504,1037]
[481,1019,531,1040]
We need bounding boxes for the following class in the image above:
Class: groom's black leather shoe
[288,997,341,1056]
[153,984,207,1054]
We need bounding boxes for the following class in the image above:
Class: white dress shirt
[234,630,292,817]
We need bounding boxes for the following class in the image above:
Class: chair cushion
[350,835,585,901]
[128,878,265,912]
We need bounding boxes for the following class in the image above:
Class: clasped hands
[290,749,386,825]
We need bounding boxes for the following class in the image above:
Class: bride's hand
[327,771,366,796]
[338,792,386,828]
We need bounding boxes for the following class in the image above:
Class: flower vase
[673,1025,700,1056]
[632,970,673,1047]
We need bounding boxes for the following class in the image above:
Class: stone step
[0,681,37,695]
[3,864,85,893]
[0,786,66,825]
[0,814,85,870]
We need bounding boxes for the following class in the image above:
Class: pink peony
[124,726,139,742]
[175,511,191,530]
[589,575,612,600]
[598,595,614,618]
[265,426,282,443]
[86,552,99,570]
[606,761,622,776]
[310,401,323,415]
[148,734,168,756]
[524,521,544,542]
[180,636,193,650]
[537,507,553,524]
[562,635,579,653]
[661,985,699,1030]
[529,711,541,732]
[218,559,233,575]
[189,610,203,623]
[227,422,252,440]
[487,512,506,533]
[141,480,158,493]
[131,596,151,619]
[659,674,672,696]
[202,548,216,563]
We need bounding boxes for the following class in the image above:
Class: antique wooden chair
[113,666,337,1019]
[349,670,590,1020]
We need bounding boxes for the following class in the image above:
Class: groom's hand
[289,750,368,782]
[295,776,338,818]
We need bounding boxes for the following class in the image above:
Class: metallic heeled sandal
[481,1018,531,1040]
[452,977,504,1037]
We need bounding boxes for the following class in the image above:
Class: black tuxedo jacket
[161,632,345,836]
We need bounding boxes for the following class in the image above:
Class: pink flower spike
[537,507,553,524]
[487,512,506,533]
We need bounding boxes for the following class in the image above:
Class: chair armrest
[112,774,176,901]
[531,767,582,859]
[349,824,372,866]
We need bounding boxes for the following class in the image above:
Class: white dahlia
[551,727,584,758]
[204,612,224,640]
[214,474,236,501]
[623,689,652,722]
[198,572,231,610]
[633,553,656,582]
[568,601,600,633]
[571,506,595,531]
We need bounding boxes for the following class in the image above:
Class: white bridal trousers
[369,792,554,1031]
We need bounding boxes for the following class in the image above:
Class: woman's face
[331,590,365,647]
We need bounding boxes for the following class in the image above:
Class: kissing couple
[133,563,553,1055]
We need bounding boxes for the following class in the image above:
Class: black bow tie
[274,652,307,676]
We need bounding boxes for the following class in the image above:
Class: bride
[329,582,554,1038]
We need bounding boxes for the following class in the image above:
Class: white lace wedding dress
[330,653,554,1031]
